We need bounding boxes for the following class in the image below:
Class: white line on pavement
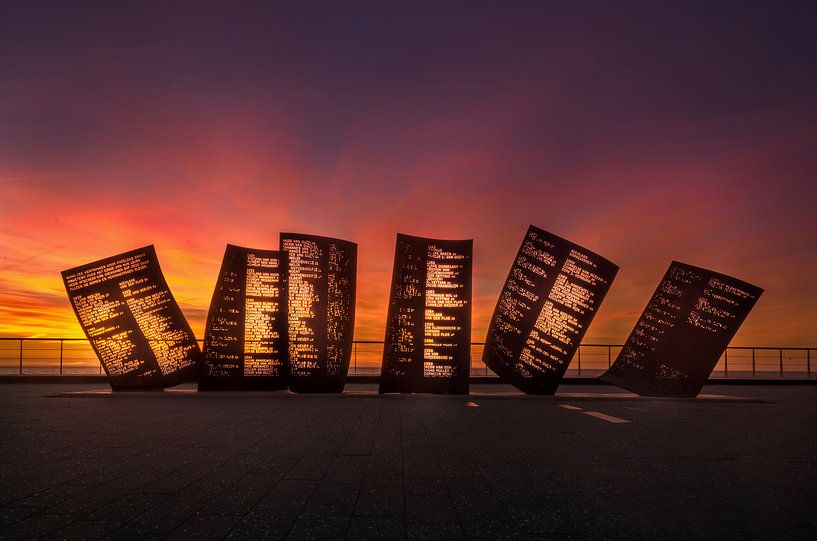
[559,404,582,410]
[582,411,631,424]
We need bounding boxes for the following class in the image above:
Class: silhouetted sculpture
[280,233,357,393]
[600,261,763,397]
[200,245,288,390]
[483,226,619,394]
[61,246,201,390]
[380,234,473,394]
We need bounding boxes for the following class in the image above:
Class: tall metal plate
[600,261,763,397]
[483,226,619,394]
[280,233,357,393]
[379,234,473,394]
[61,246,201,390]
[200,245,289,390]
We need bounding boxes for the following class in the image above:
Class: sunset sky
[1,1,815,347]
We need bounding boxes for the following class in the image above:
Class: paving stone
[406,521,465,540]
[225,520,291,541]
[164,513,240,539]
[195,489,267,516]
[346,516,404,540]
[0,513,75,539]
[354,475,403,518]
[52,519,122,540]
[86,493,162,522]
[0,507,36,529]
[286,514,350,540]
[323,455,368,485]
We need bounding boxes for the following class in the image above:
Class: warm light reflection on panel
[600,261,763,397]
[61,245,200,389]
[201,245,288,390]
[483,226,619,394]
[380,234,472,394]
[280,233,356,393]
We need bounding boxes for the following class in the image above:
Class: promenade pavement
[0,383,815,540]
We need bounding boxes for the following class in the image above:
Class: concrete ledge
[1,374,815,385]
[0,375,109,384]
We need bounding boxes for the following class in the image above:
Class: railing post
[59,339,64,375]
[779,348,784,378]
[577,346,582,376]
[608,345,612,368]
[353,342,357,375]
[19,339,23,375]
[724,349,728,377]
[752,348,756,378]
[808,350,811,378]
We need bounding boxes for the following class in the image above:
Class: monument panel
[379,234,473,394]
[200,245,288,390]
[61,246,201,389]
[483,226,619,394]
[280,233,357,393]
[600,261,763,397]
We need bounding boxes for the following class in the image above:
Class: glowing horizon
[0,219,812,348]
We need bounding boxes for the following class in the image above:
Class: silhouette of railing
[0,338,814,379]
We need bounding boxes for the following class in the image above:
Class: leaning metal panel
[61,246,201,390]
[600,261,763,397]
[200,245,289,390]
[280,233,357,393]
[483,226,619,394]
[379,234,473,394]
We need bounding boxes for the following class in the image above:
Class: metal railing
[0,338,814,379]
